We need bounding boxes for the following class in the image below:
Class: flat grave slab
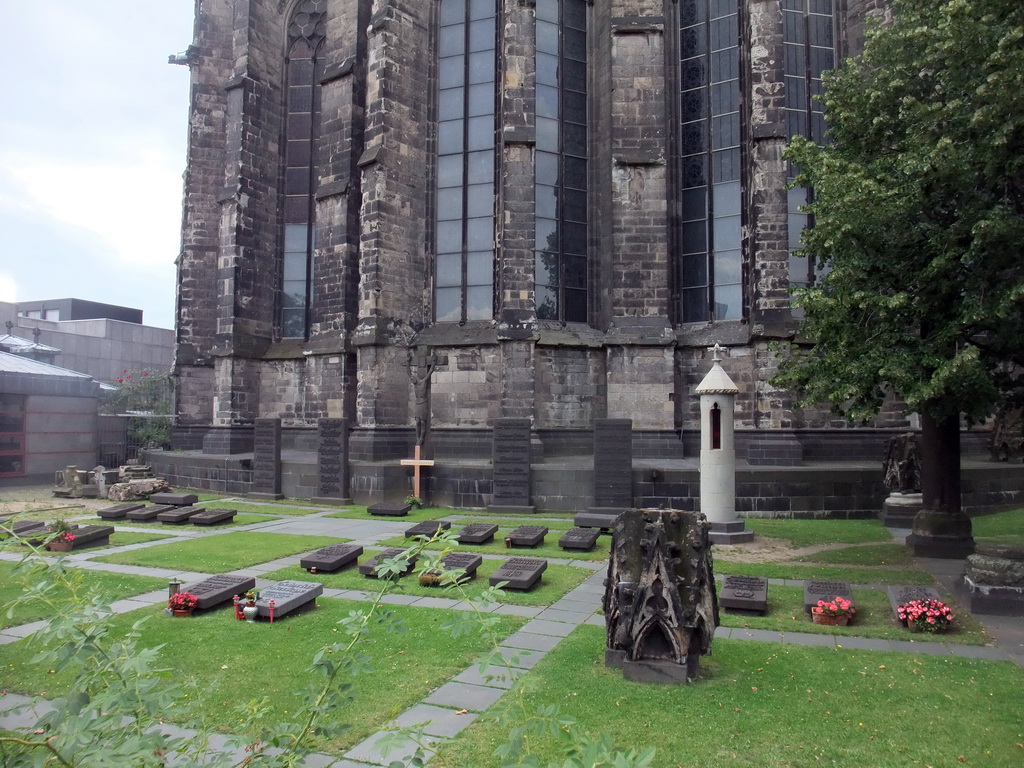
[299,543,363,573]
[97,503,145,520]
[456,523,499,545]
[359,548,418,578]
[190,508,237,526]
[558,527,600,551]
[720,575,769,614]
[7,520,46,537]
[803,579,854,613]
[69,525,115,549]
[255,580,323,619]
[149,492,199,507]
[183,574,257,610]
[489,557,548,591]
[127,505,176,522]
[419,552,485,586]
[369,502,412,517]
[887,585,942,624]
[156,505,204,524]
[505,525,548,548]
[405,520,452,539]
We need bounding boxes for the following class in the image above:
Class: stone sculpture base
[881,493,922,528]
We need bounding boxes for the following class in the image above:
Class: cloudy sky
[0,2,195,330]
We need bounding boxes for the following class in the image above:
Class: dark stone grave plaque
[8,520,46,537]
[255,580,323,618]
[489,557,548,591]
[440,552,483,579]
[300,543,364,573]
[404,520,452,538]
[559,527,600,551]
[720,575,769,614]
[68,525,115,549]
[368,502,412,517]
[488,418,534,514]
[97,503,145,520]
[887,585,942,624]
[249,418,284,500]
[127,505,176,521]
[456,523,499,544]
[156,505,204,524]
[358,548,418,578]
[184,574,256,610]
[191,508,237,526]
[577,419,632,529]
[803,580,854,613]
[150,492,199,507]
[505,525,548,548]
[313,418,352,505]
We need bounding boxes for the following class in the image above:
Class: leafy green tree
[776,0,1024,555]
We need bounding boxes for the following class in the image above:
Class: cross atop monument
[400,444,435,499]
[708,342,725,363]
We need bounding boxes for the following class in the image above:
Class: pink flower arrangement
[168,591,199,611]
[811,596,856,618]
[898,599,954,633]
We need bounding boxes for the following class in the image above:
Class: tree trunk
[907,411,975,559]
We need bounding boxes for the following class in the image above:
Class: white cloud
[0,272,17,303]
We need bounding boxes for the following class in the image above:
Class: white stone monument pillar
[695,344,753,544]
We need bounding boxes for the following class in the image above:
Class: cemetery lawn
[792,542,914,567]
[432,625,1024,768]
[201,501,329,517]
[90,532,345,572]
[713,559,936,584]
[745,518,892,547]
[262,555,595,606]
[719,584,991,644]
[456,516,577,530]
[76,513,281,529]
[0,560,166,628]
[324,505,460,522]
[376,530,609,562]
[973,507,1024,547]
[0,600,525,754]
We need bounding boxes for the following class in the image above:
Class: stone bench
[299,543,363,573]
[191,508,237,526]
[97,503,146,520]
[255,580,323,620]
[156,506,204,524]
[182,575,257,610]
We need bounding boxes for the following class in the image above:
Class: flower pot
[242,604,259,623]
[812,613,850,626]
[172,609,193,618]
[47,541,73,553]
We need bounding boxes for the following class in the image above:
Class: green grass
[973,507,1024,547]
[90,532,345,573]
[198,501,327,517]
[714,559,936,585]
[262,553,595,606]
[172,490,234,502]
[0,561,167,628]
[792,542,915,567]
[719,584,991,644]
[323,505,457,522]
[0,599,525,754]
[745,518,893,547]
[75,513,282,529]
[377,528,610,562]
[432,625,1024,768]
[456,514,578,527]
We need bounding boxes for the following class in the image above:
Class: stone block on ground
[719,575,768,614]
[456,523,499,544]
[489,557,547,591]
[97,503,145,520]
[369,502,412,517]
[183,575,257,610]
[803,580,854,613]
[405,520,452,538]
[156,506,204,524]
[504,525,548,548]
[107,478,172,502]
[126,505,176,522]
[149,492,199,507]
[255,580,323,619]
[190,508,236,525]
[359,548,418,578]
[558,527,600,551]
[67,525,115,549]
[299,544,363,573]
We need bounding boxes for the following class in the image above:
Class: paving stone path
[2,499,1022,767]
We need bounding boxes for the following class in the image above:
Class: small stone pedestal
[881,493,922,528]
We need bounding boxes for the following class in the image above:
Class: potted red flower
[898,598,954,633]
[168,591,199,616]
[811,596,856,626]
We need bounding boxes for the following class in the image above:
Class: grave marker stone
[127,505,176,521]
[255,580,323,619]
[313,418,352,505]
[489,418,534,514]
[249,418,284,500]
[720,575,769,614]
[576,419,632,529]
[300,543,363,573]
[558,527,600,551]
[97,502,145,520]
[803,580,854,613]
[183,575,256,610]
[368,502,412,517]
[456,522,499,545]
[191,507,237,525]
[359,548,418,578]
[150,492,199,507]
[156,505,204,524]
[404,520,452,538]
[887,585,942,624]
[489,557,548,591]
[505,525,548,548]
[421,552,485,586]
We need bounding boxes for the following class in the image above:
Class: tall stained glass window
[678,0,742,323]
[534,0,588,323]
[435,0,497,323]
[784,0,835,291]
[281,1,327,338]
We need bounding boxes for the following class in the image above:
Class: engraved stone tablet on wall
[488,418,534,514]
[314,418,351,505]
[249,418,284,500]
[576,419,633,528]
